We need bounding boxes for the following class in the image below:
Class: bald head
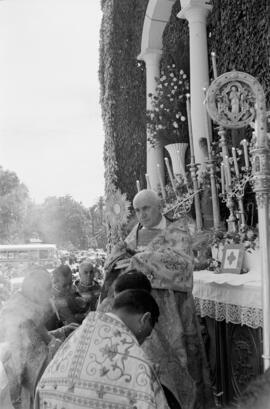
[133,189,162,228]
[79,261,96,285]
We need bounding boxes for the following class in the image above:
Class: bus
[0,244,58,280]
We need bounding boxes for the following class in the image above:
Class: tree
[89,196,107,249]
[0,167,30,243]
[37,196,93,249]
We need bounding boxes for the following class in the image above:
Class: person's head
[133,189,162,229]
[114,270,152,296]
[79,261,96,286]
[21,265,52,309]
[112,289,159,345]
[52,265,72,295]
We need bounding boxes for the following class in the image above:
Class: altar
[193,270,263,405]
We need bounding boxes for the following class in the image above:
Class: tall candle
[241,139,249,169]
[157,164,166,199]
[232,147,240,177]
[221,162,225,194]
[186,94,195,162]
[203,88,212,159]
[211,51,218,79]
[164,157,177,195]
[145,174,151,190]
[224,155,232,187]
[136,180,141,192]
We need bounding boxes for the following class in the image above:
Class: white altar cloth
[193,270,262,329]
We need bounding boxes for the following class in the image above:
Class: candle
[232,147,240,177]
[136,180,141,192]
[224,155,232,187]
[211,51,218,79]
[186,94,195,162]
[157,164,166,199]
[241,139,249,169]
[203,87,212,159]
[164,157,177,195]
[221,162,225,194]
[145,174,151,190]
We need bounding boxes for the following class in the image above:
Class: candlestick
[203,88,212,159]
[136,180,141,192]
[145,174,151,190]
[241,139,249,169]
[211,51,218,79]
[164,157,177,196]
[157,164,166,199]
[186,94,195,162]
[232,147,240,177]
[224,155,232,187]
[221,162,225,194]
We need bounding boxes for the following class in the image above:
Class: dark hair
[115,271,152,294]
[52,265,72,282]
[112,289,159,326]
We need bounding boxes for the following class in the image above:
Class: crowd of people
[0,189,268,409]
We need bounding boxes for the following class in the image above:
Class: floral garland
[146,65,189,146]
[211,225,259,252]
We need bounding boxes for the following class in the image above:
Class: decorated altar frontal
[192,268,263,405]
[193,270,262,329]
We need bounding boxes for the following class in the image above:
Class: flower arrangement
[211,225,259,252]
[146,64,190,146]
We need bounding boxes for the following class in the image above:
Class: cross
[227,251,237,266]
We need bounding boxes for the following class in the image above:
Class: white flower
[171,90,176,94]
[160,75,166,81]
[173,78,177,82]
[183,74,187,79]
[176,113,180,118]
[172,64,175,68]
[170,98,174,101]
[164,83,168,86]
[160,104,164,108]
[173,122,179,128]
[170,73,174,78]
[179,81,182,84]
[174,86,177,89]
[181,116,186,121]
[180,70,184,74]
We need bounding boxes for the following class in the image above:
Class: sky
[0,0,104,207]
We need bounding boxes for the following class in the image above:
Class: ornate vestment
[100,219,213,409]
[35,311,169,409]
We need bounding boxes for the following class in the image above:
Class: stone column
[178,0,212,164]
[138,49,164,191]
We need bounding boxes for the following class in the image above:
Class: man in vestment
[35,289,170,409]
[101,189,213,409]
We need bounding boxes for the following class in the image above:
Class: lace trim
[194,297,263,329]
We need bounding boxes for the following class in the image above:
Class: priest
[101,189,213,409]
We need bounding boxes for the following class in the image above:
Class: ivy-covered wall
[208,0,270,105]
[99,0,148,202]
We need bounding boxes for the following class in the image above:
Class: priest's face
[133,192,162,228]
